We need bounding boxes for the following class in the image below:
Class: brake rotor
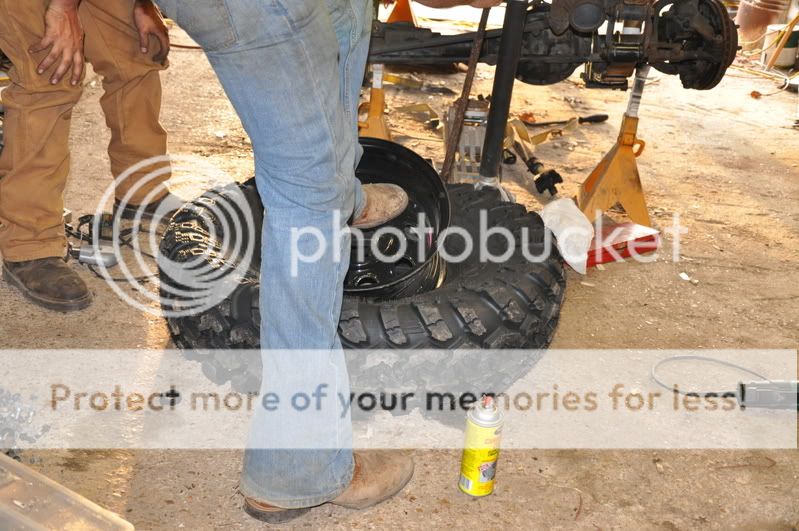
[652,0,738,90]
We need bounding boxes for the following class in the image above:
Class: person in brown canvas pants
[0,0,172,312]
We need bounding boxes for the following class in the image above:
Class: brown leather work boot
[331,451,414,509]
[351,183,409,229]
[3,257,92,312]
[243,451,414,523]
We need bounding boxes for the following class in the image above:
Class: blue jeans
[157,0,372,507]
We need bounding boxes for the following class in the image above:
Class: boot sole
[351,192,410,230]
[2,266,93,313]
[243,500,311,524]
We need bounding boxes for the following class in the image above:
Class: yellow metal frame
[577,114,651,227]
[358,86,393,141]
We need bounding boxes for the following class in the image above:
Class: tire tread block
[414,303,454,343]
[379,305,409,346]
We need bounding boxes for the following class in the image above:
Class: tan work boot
[331,450,414,509]
[351,183,409,229]
[243,451,414,523]
[3,257,92,312]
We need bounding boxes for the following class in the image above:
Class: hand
[133,0,170,65]
[29,0,84,85]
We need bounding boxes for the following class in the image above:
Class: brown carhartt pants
[0,0,170,262]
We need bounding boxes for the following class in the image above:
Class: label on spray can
[459,396,503,497]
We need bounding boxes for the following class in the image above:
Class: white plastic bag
[540,198,594,274]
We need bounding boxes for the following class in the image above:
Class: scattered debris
[395,103,438,121]
[523,113,609,128]
[0,389,51,458]
[421,84,456,96]
[535,169,563,196]
[563,96,584,109]
[395,103,441,131]
[679,272,691,281]
[384,72,424,90]
[382,72,456,95]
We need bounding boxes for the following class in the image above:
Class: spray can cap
[472,394,500,424]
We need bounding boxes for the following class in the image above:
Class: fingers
[70,51,84,85]
[35,46,82,85]
[30,37,57,74]
[30,4,85,85]
[153,31,170,65]
[29,35,54,56]
[140,26,170,65]
[50,51,73,84]
[139,30,149,54]
[36,48,62,78]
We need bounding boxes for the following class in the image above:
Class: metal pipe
[479,0,529,179]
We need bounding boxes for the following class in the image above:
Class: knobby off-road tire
[160,176,565,405]
[338,183,565,402]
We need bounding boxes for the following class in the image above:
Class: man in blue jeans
[156,0,500,521]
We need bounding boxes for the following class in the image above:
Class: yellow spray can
[458,395,503,497]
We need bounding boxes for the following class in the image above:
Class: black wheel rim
[345,138,450,299]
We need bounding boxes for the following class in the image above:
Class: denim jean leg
[161,0,357,508]
[328,0,373,217]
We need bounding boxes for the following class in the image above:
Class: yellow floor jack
[577,66,653,228]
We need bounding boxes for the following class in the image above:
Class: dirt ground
[1,20,798,531]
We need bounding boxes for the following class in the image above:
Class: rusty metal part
[649,0,739,89]
[549,0,607,34]
[441,8,490,183]
[369,0,738,91]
